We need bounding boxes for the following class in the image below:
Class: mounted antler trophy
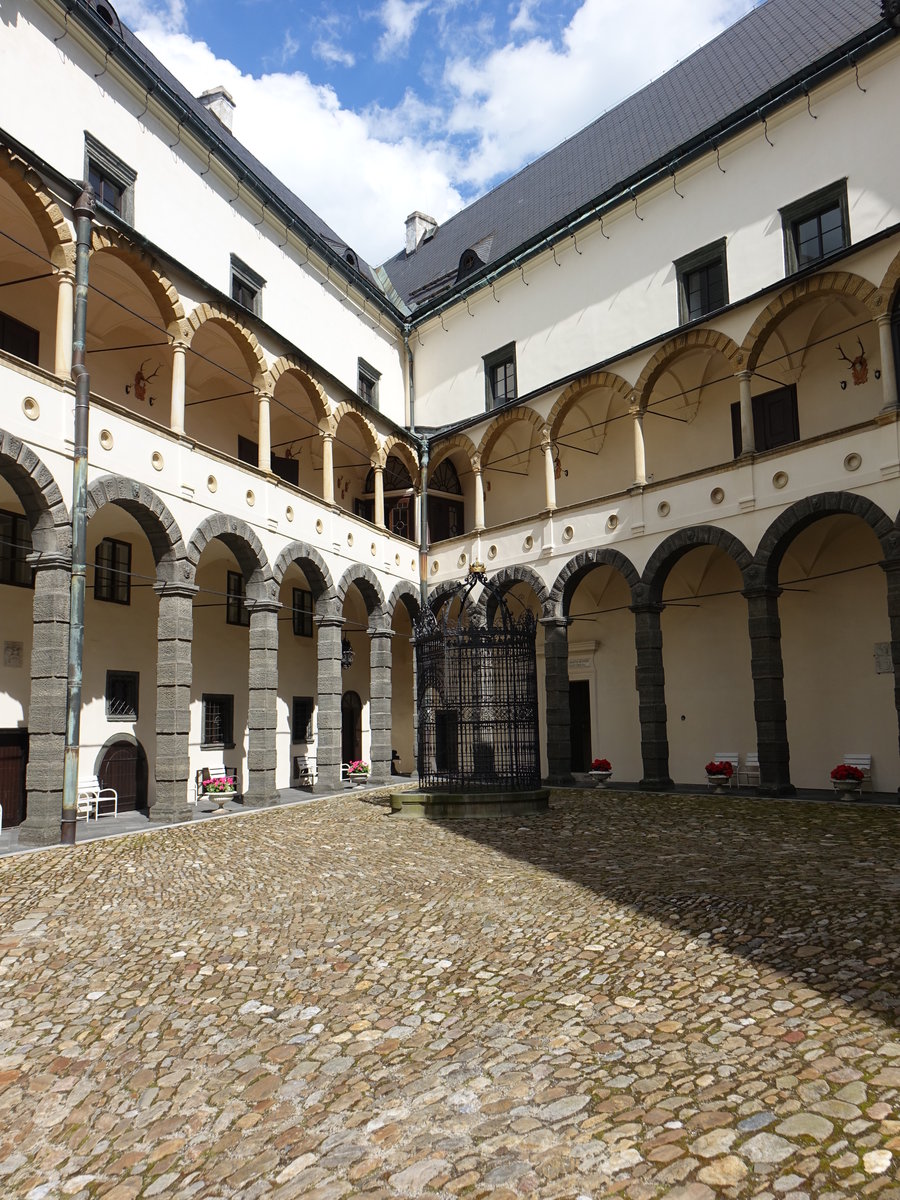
[836,337,868,388]
[125,358,160,405]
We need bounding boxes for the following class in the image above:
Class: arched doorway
[97,737,148,812]
[341,691,362,765]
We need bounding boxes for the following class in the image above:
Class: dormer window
[456,248,484,282]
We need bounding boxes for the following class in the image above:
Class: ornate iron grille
[414,568,541,791]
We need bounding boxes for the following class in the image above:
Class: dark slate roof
[380,0,886,312]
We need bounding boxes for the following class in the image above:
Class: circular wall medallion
[99,428,113,450]
[286,506,294,522]
[710,487,725,505]
[457,552,467,568]
[772,471,789,490]
[523,534,533,551]
[488,544,498,559]
[431,560,439,574]
[151,451,164,472]
[657,500,671,518]
[246,489,255,507]
[411,560,416,573]
[347,532,354,547]
[562,525,574,542]
[395,553,401,566]
[606,514,618,531]
[371,542,377,556]
[207,475,217,493]
[843,452,862,472]
[22,396,39,421]
[315,518,323,534]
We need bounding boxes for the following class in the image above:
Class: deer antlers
[836,336,865,367]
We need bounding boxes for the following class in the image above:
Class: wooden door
[97,739,148,812]
[569,680,592,772]
[341,691,362,764]
[0,730,28,826]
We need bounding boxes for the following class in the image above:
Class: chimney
[405,211,437,256]
[199,86,236,132]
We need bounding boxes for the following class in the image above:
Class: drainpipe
[405,332,429,608]
[61,182,95,846]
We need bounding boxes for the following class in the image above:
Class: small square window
[0,310,39,366]
[202,693,234,749]
[231,255,264,317]
[292,587,314,637]
[106,670,139,720]
[484,343,517,410]
[674,239,728,324]
[358,359,380,410]
[0,508,34,588]
[94,538,131,604]
[292,696,314,742]
[226,570,251,626]
[780,180,849,275]
[84,133,135,224]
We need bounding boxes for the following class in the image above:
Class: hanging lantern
[340,637,354,670]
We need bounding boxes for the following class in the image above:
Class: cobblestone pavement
[1,791,898,1200]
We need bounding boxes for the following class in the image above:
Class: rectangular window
[0,508,33,588]
[106,670,139,720]
[94,537,131,604]
[231,255,264,317]
[675,239,728,324]
[0,310,39,366]
[84,133,136,224]
[484,343,517,410]
[202,693,234,749]
[780,181,849,274]
[237,434,299,486]
[226,570,250,626]
[292,695,314,742]
[357,359,380,410]
[731,383,800,455]
[292,587,313,637]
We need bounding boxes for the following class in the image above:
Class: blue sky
[119,0,762,263]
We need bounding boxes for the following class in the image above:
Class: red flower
[591,758,611,771]
[705,760,733,777]
[830,763,864,782]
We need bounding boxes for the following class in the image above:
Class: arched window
[429,458,464,542]
[357,455,416,540]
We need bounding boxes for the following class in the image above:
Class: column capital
[368,624,393,639]
[539,614,571,630]
[875,310,893,330]
[28,550,71,572]
[55,266,75,284]
[153,579,199,600]
[314,613,345,630]
[735,368,753,381]
[246,597,281,615]
[629,599,664,616]
[741,582,783,601]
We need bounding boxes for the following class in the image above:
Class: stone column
[742,580,794,795]
[541,428,557,512]
[541,615,573,785]
[245,598,280,808]
[369,622,393,783]
[737,370,756,454]
[257,392,272,471]
[170,340,186,435]
[18,553,71,846]
[876,313,899,413]
[314,612,343,791]
[151,580,196,824]
[473,458,485,531]
[374,464,385,527]
[55,269,75,377]
[631,404,647,486]
[322,432,335,505]
[630,594,672,788]
[879,559,900,791]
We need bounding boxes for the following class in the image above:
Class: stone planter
[706,773,730,794]
[207,789,236,810]
[589,770,612,788]
[831,777,862,801]
[349,773,369,787]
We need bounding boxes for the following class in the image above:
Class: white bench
[740,752,760,787]
[77,776,119,820]
[292,755,316,790]
[842,753,872,793]
[709,751,739,789]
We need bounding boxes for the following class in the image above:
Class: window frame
[291,695,314,743]
[201,693,235,750]
[357,358,381,410]
[483,343,517,411]
[84,132,136,224]
[0,508,34,588]
[105,670,139,721]
[674,238,728,325]
[292,587,314,637]
[730,383,800,456]
[0,309,40,366]
[230,254,265,317]
[226,570,251,627]
[780,180,849,275]
[94,537,132,605]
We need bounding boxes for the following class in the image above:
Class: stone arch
[268,356,329,421]
[641,525,754,605]
[877,246,900,311]
[187,513,274,601]
[0,429,70,555]
[387,581,421,623]
[741,272,880,372]
[381,437,421,486]
[549,548,641,618]
[0,147,74,270]
[90,229,185,336]
[478,564,551,626]
[477,406,544,464]
[271,541,336,605]
[429,434,477,474]
[548,371,633,439]
[754,492,900,588]
[86,475,188,581]
[635,329,741,410]
[336,564,386,621]
[427,580,460,615]
[185,303,268,387]
[330,403,379,459]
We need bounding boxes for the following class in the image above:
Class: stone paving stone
[0,790,898,1197]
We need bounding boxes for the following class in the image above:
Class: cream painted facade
[0,0,898,844]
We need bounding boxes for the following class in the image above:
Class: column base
[757,783,797,798]
[243,791,279,809]
[544,772,575,787]
[17,814,63,847]
[639,776,674,791]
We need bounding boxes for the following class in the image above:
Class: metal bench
[77,776,119,820]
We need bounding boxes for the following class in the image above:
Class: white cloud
[375,0,430,61]
[312,38,356,68]
[115,0,186,35]
[509,0,538,37]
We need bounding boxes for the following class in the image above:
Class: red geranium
[705,760,733,777]
[830,763,864,782]
[591,758,611,771]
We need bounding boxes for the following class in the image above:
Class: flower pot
[208,789,236,810]
[706,773,730,794]
[831,778,861,801]
[589,770,612,788]
[349,773,369,787]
